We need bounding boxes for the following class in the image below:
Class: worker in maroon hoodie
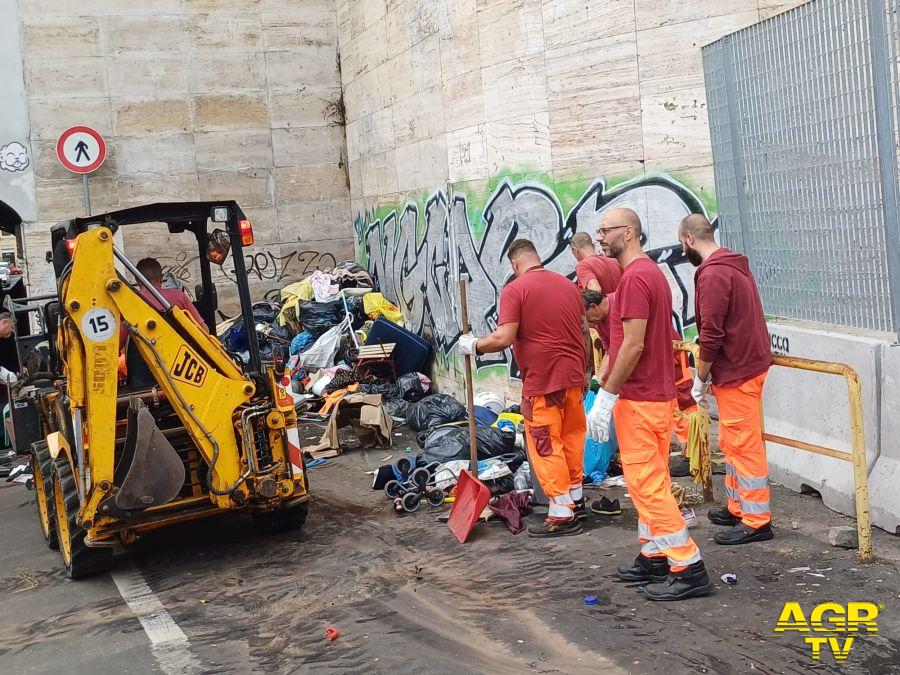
[679,214,773,545]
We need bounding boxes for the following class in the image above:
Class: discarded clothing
[489,491,533,534]
[310,270,340,302]
[684,406,711,486]
[290,331,315,355]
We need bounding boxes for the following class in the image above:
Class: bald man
[587,208,711,601]
[680,214,773,545]
[458,239,592,537]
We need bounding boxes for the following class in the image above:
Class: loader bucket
[115,398,185,510]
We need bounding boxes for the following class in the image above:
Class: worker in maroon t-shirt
[679,214,773,546]
[458,239,592,537]
[586,208,712,602]
[571,231,622,294]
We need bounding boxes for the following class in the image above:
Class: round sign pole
[82,175,91,216]
[55,126,107,216]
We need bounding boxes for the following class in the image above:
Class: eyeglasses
[596,225,630,238]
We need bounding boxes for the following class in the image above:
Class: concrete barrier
[763,319,898,534]
[871,343,900,534]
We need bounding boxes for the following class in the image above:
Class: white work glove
[692,373,711,409]
[0,366,17,384]
[586,388,618,442]
[457,333,479,356]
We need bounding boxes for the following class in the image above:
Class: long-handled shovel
[447,278,491,543]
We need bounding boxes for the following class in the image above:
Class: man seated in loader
[135,257,207,332]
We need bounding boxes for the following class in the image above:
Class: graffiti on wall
[0,142,28,172]
[354,174,715,373]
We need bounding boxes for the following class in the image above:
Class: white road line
[111,564,205,674]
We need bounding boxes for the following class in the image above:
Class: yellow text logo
[775,601,880,662]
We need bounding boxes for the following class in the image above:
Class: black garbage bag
[359,381,400,399]
[405,394,467,431]
[345,296,366,329]
[382,398,410,419]
[397,372,429,402]
[299,299,345,338]
[418,424,520,465]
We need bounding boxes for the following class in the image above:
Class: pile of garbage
[370,391,529,518]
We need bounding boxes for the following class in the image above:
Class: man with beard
[458,239,592,536]
[679,214,773,545]
[586,208,711,601]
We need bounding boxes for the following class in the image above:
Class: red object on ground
[447,470,491,543]
[325,627,340,641]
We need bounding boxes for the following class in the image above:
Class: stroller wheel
[401,492,421,512]
[396,457,413,477]
[384,480,401,499]
[411,467,430,488]
[425,488,445,507]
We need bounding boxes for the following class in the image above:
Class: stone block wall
[337,0,807,398]
[18,0,353,312]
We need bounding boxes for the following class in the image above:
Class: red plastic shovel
[447,278,492,543]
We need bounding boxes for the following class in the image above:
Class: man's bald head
[598,207,643,260]
[570,232,596,261]
[679,213,715,242]
[604,208,643,238]
[678,213,718,266]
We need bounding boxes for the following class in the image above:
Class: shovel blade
[116,399,185,510]
[447,470,491,543]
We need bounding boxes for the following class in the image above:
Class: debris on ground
[720,573,738,585]
[828,525,859,549]
[325,627,340,641]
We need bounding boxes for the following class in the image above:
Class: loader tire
[253,500,309,534]
[31,440,58,550]
[52,458,113,579]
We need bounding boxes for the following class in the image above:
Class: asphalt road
[2,430,900,674]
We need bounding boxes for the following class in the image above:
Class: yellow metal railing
[674,342,873,563]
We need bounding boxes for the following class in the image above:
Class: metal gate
[703,0,900,334]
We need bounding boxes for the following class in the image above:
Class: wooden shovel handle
[459,279,478,476]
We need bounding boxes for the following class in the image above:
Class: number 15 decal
[81,308,116,342]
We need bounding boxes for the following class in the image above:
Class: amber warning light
[239,220,254,246]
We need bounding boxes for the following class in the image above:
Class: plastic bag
[382,398,410,419]
[583,389,618,484]
[473,392,504,415]
[419,424,517,465]
[397,372,429,402]
[432,458,513,491]
[405,394,467,431]
[513,462,532,491]
[309,270,339,302]
[363,292,403,325]
[294,325,342,370]
[299,299,345,338]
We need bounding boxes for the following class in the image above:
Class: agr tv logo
[775,601,881,662]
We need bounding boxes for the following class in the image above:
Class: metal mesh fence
[703,0,900,333]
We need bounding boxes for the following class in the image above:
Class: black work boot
[573,498,588,520]
[707,505,740,526]
[590,496,622,515]
[527,517,582,538]
[669,455,691,478]
[714,522,774,545]
[615,554,669,583]
[644,561,713,601]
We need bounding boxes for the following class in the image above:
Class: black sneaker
[707,506,740,526]
[573,498,588,520]
[714,522,774,545]
[615,554,669,583]
[644,561,714,601]
[527,517,583,538]
[590,496,622,516]
[670,456,691,478]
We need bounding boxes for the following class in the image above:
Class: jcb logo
[171,346,207,387]
[775,601,880,662]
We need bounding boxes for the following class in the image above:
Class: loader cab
[48,201,264,375]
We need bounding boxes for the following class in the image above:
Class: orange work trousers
[614,398,702,567]
[523,387,586,516]
[713,372,770,528]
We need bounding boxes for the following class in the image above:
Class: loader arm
[61,226,257,516]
